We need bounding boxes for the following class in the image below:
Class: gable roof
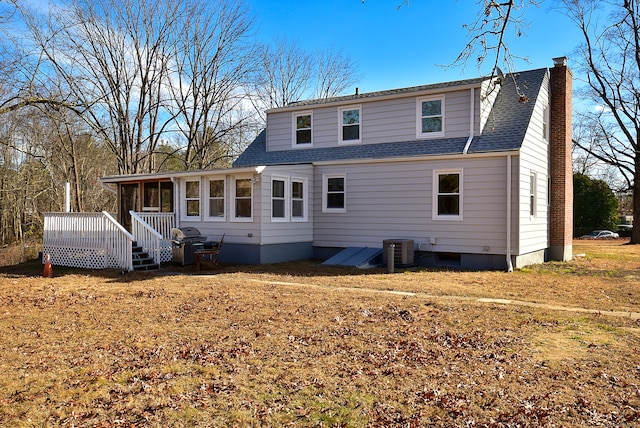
[275,75,487,111]
[234,68,548,167]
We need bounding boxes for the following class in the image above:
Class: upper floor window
[339,106,361,144]
[433,169,463,221]
[294,112,312,146]
[207,178,225,220]
[233,178,252,221]
[323,173,346,213]
[417,96,444,138]
[184,180,200,219]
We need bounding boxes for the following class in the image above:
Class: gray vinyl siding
[313,156,517,256]
[256,165,314,245]
[518,71,550,254]
[174,165,314,247]
[265,89,477,151]
[175,173,261,246]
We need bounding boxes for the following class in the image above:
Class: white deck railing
[135,212,175,241]
[43,212,134,271]
[130,211,174,264]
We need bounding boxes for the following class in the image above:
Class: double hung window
[272,178,286,220]
[339,106,361,143]
[433,170,462,220]
[184,180,200,219]
[417,96,444,138]
[234,178,252,220]
[294,112,312,146]
[207,178,225,220]
[323,174,346,213]
[530,172,537,218]
[270,177,307,222]
[291,179,305,220]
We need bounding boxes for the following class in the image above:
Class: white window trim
[432,169,463,221]
[530,171,537,219]
[271,176,289,222]
[542,103,550,143]
[338,105,361,145]
[416,95,445,139]
[205,176,226,221]
[322,173,347,213]
[292,111,313,147]
[231,175,253,222]
[291,177,308,222]
[181,179,201,221]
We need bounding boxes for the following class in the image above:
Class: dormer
[263,76,499,153]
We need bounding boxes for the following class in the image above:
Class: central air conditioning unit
[382,239,415,266]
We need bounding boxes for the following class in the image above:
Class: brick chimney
[548,57,573,261]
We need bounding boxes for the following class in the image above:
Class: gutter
[101,165,267,183]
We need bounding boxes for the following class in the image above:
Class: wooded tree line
[1,0,639,250]
[0,0,358,248]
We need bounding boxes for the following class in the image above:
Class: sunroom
[42,164,314,271]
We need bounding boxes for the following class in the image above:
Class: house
[43,57,573,271]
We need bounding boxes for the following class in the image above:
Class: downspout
[171,176,178,227]
[463,87,475,155]
[506,154,514,272]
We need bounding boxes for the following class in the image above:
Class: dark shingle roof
[468,68,547,154]
[234,68,547,167]
[280,76,487,110]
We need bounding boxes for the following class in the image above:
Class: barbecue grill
[171,227,207,265]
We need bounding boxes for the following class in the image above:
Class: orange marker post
[43,254,53,278]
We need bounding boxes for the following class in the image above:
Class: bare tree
[19,0,183,174]
[250,36,361,122]
[17,0,258,175]
[313,47,361,99]
[167,0,255,171]
[449,0,541,76]
[252,37,314,116]
[565,0,640,243]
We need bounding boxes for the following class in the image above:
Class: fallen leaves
[0,247,639,425]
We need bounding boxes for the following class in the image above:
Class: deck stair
[132,242,160,271]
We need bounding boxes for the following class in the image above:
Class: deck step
[133,263,160,271]
[131,243,161,271]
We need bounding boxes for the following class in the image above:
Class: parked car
[579,230,620,239]
[617,224,633,237]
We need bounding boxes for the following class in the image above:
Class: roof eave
[267,80,489,114]
[101,165,267,183]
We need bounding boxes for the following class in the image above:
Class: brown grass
[1,240,639,426]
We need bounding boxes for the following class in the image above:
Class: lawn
[1,240,639,426]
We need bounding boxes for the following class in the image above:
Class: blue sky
[246,0,584,93]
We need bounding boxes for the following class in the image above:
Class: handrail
[135,212,175,240]
[130,210,162,265]
[103,211,135,240]
[102,211,134,271]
